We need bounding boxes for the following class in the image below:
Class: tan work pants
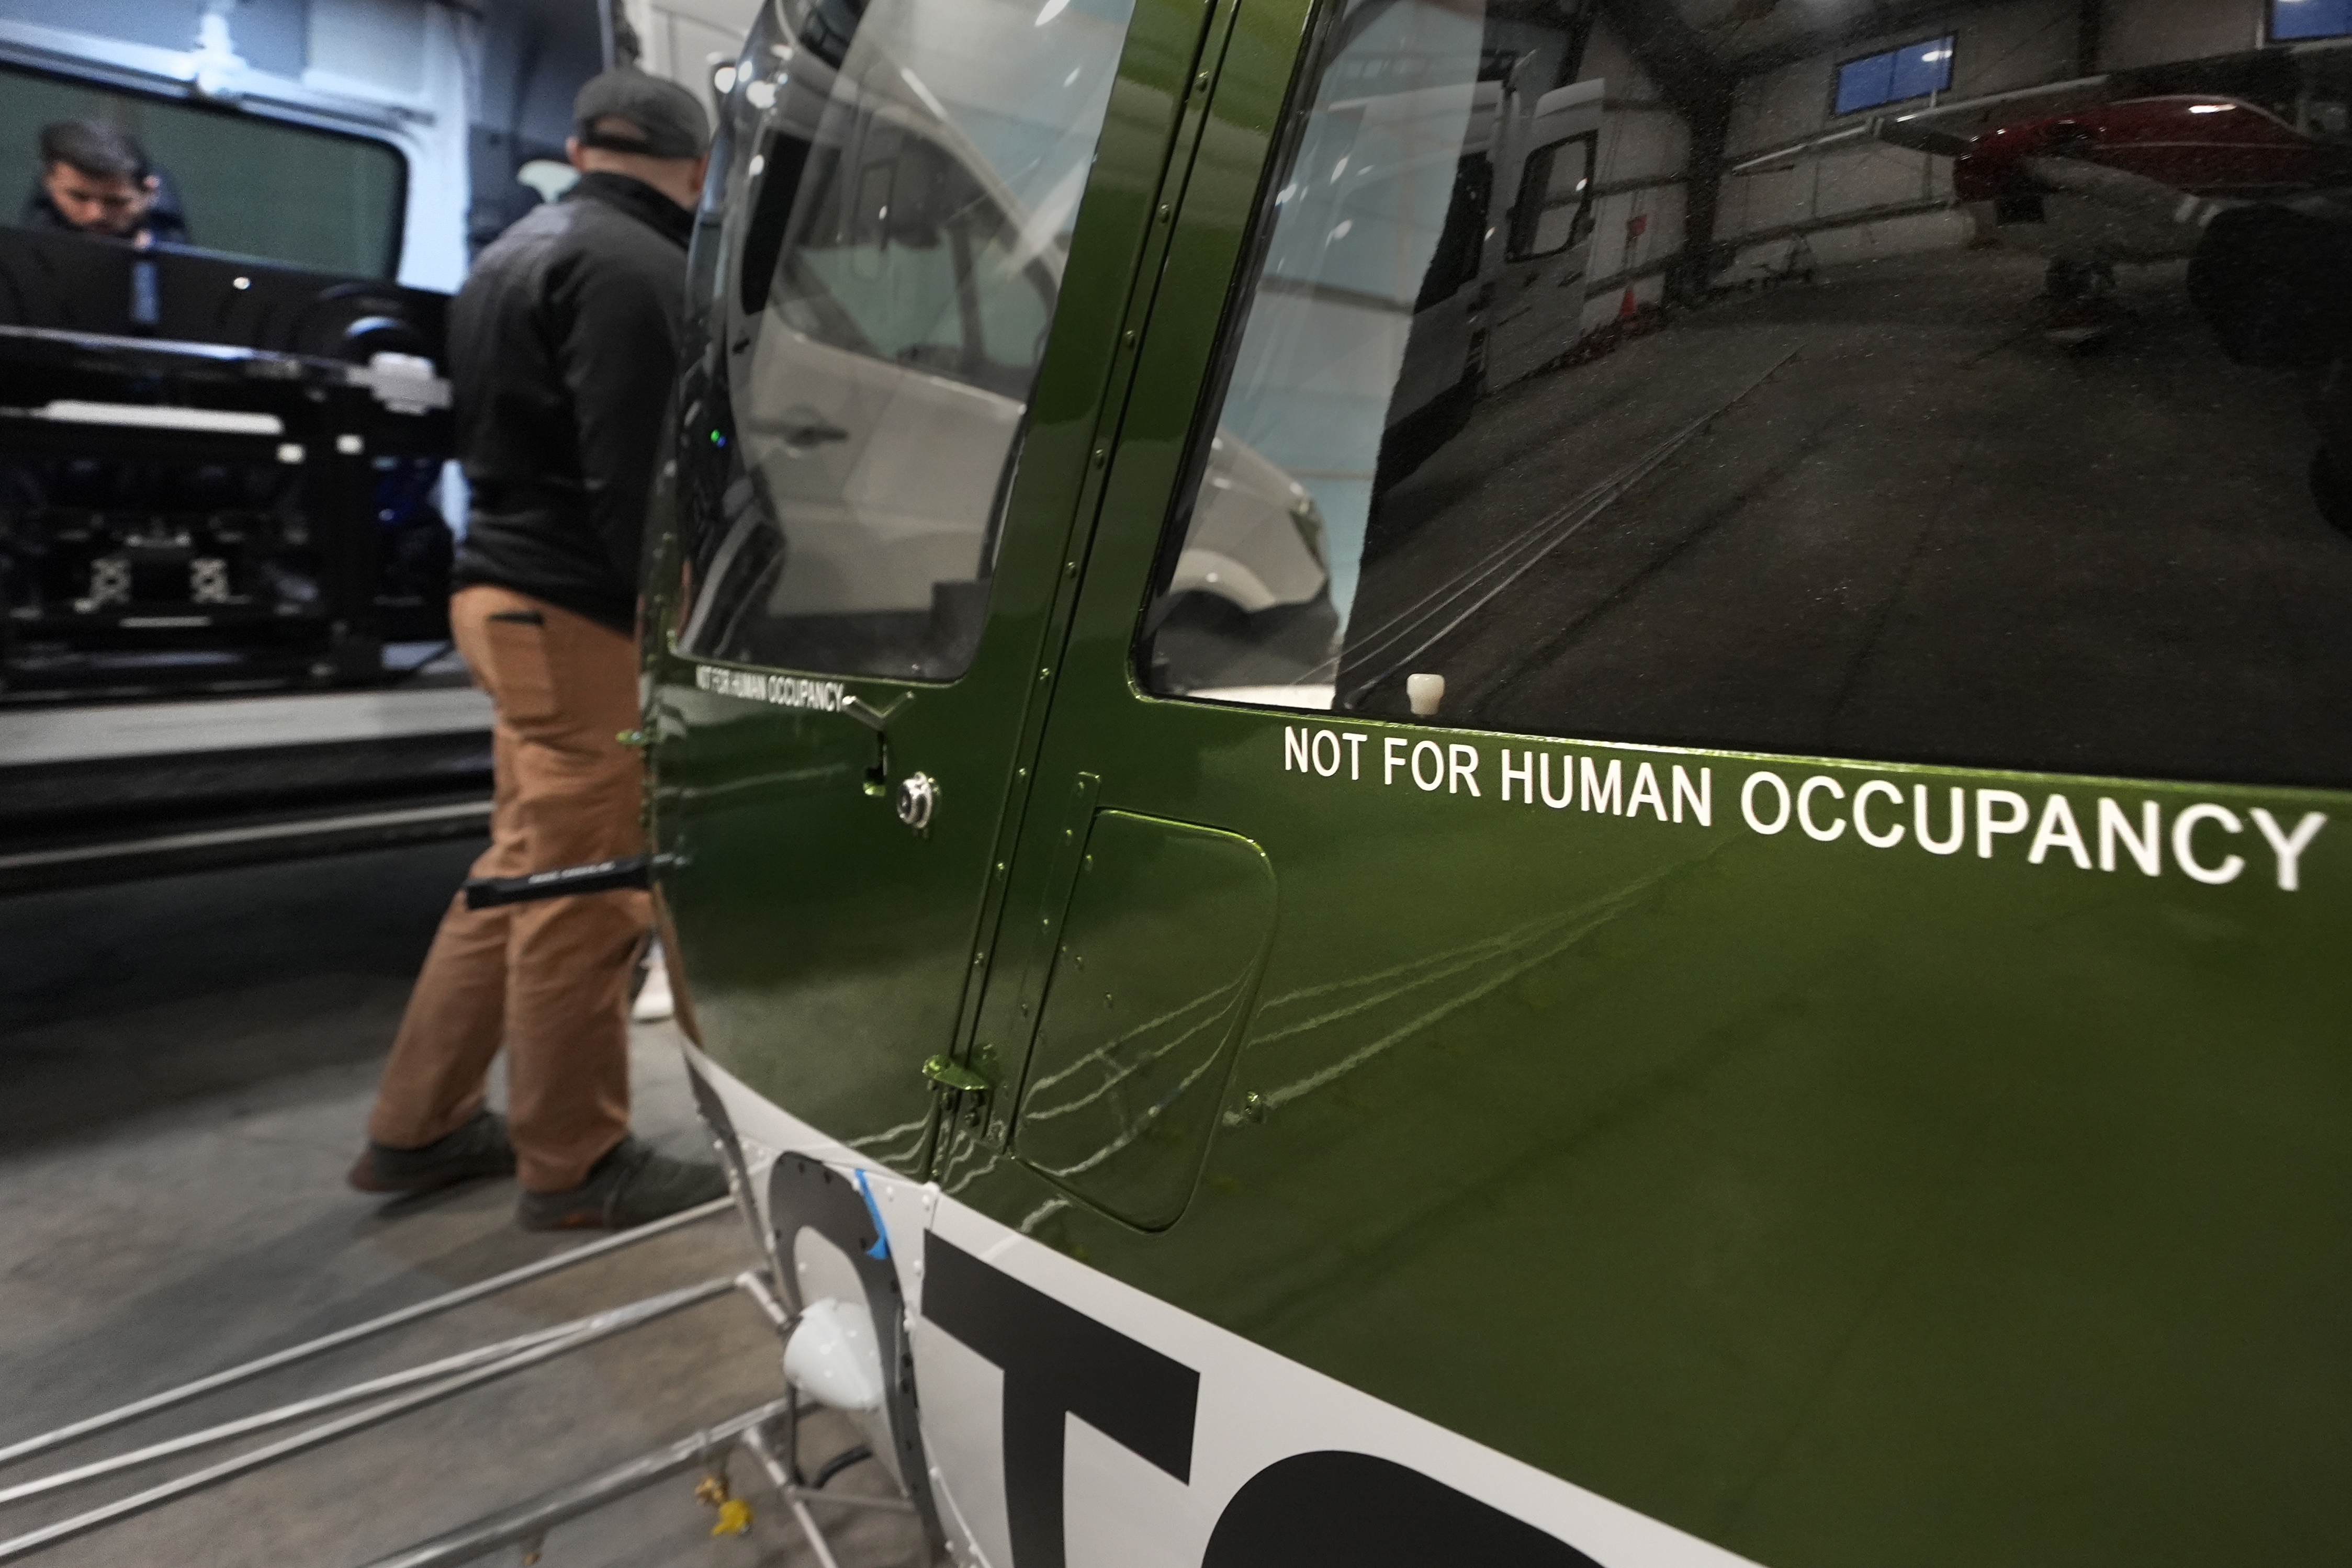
[366,584,649,1192]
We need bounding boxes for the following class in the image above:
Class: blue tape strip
[855,1168,891,1260]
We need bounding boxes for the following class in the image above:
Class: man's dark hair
[39,120,150,183]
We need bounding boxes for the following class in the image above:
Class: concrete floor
[0,844,924,1567]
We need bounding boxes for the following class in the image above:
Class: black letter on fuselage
[922,1234,1199,1568]
[1204,1451,1603,1568]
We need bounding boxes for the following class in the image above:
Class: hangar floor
[1345,246,2352,788]
[0,846,917,1567]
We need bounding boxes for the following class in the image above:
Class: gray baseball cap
[573,69,710,160]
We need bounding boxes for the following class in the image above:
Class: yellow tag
[711,1497,754,1537]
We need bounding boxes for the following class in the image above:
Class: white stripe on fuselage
[686,1046,1764,1568]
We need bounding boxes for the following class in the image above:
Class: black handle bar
[463,855,653,909]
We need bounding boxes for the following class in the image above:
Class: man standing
[348,72,725,1229]
[21,121,190,247]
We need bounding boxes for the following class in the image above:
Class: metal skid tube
[741,1425,914,1515]
[0,1274,741,1564]
[358,1394,918,1568]
[742,1424,847,1568]
[0,1197,732,1473]
[0,1320,583,1508]
[353,1397,797,1568]
[0,1167,921,1567]
[356,1381,920,1568]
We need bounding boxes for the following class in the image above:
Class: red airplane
[1732,43,2352,523]
[1731,43,2352,303]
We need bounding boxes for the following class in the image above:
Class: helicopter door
[646,0,1182,1163]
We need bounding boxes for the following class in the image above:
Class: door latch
[921,1053,992,1129]
[841,692,911,797]
[921,1055,988,1094]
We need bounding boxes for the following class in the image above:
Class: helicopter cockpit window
[768,129,1055,403]
[1139,0,2352,789]
[672,0,1134,682]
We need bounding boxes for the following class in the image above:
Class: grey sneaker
[348,1110,516,1195]
[515,1136,727,1231]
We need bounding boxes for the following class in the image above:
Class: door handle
[779,419,850,448]
[894,771,939,833]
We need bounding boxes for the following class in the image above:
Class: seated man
[20,120,189,248]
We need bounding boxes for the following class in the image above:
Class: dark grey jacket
[449,172,691,633]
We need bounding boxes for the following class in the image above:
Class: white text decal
[1281,727,2326,893]
[693,663,848,713]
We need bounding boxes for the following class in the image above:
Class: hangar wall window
[1832,37,1954,116]
[0,64,406,277]
[1138,0,2352,789]
[2272,0,2352,40]
[670,0,1135,682]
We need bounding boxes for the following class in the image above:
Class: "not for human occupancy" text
[1281,728,2327,892]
